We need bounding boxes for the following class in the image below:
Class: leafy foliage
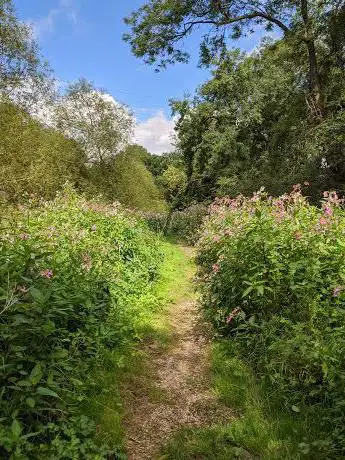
[196,187,345,456]
[0,101,87,202]
[0,0,45,92]
[0,189,162,457]
[171,34,345,202]
[85,144,166,212]
[54,79,134,165]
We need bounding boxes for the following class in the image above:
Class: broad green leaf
[37,386,59,398]
[242,286,253,297]
[26,397,36,408]
[29,363,43,385]
[11,419,22,437]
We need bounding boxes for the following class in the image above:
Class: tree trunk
[300,0,324,119]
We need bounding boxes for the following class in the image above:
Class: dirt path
[123,247,233,460]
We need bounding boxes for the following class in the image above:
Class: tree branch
[182,11,291,35]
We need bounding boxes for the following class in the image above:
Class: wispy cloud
[134,110,175,155]
[30,0,79,38]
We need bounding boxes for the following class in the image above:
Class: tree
[54,79,134,164]
[124,0,345,118]
[0,101,86,201]
[0,0,45,92]
[86,144,166,211]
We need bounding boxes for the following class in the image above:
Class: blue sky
[13,0,269,153]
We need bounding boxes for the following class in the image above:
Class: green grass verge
[160,341,314,459]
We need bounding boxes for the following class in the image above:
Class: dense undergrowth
[143,203,208,245]
[195,186,345,458]
[0,189,163,458]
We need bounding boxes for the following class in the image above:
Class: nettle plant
[196,186,345,454]
[0,189,160,457]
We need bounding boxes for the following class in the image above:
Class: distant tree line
[0,0,166,212]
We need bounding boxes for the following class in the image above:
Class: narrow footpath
[122,246,234,460]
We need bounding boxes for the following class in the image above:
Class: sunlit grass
[160,341,313,459]
[84,241,195,453]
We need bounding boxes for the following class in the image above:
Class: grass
[79,241,315,459]
[80,241,195,455]
[160,341,314,459]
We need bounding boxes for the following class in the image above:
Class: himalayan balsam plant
[196,185,345,457]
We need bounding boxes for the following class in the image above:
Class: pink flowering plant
[0,188,162,456]
[196,187,345,455]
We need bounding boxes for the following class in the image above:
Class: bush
[85,147,166,212]
[168,204,208,244]
[138,211,167,234]
[196,186,345,457]
[0,189,161,457]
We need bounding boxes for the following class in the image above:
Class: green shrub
[0,188,161,457]
[138,211,167,234]
[168,204,208,244]
[85,147,166,212]
[0,101,87,202]
[196,186,345,457]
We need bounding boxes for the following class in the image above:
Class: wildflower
[19,233,29,240]
[333,286,344,297]
[212,263,220,273]
[323,191,329,198]
[213,235,220,243]
[226,307,241,324]
[40,269,54,279]
[319,217,328,226]
[323,205,333,217]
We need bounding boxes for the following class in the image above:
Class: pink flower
[324,206,333,217]
[213,235,220,243]
[19,233,29,240]
[226,307,241,324]
[212,263,220,273]
[40,269,54,279]
[333,286,343,297]
[323,191,329,198]
[319,217,328,226]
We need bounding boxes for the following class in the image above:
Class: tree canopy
[0,0,46,92]
[54,79,134,165]
[124,0,345,117]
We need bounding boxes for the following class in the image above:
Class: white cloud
[30,0,78,38]
[134,110,175,155]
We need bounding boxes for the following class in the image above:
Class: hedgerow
[0,189,162,458]
[196,186,345,457]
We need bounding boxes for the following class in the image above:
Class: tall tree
[54,79,134,164]
[124,0,344,118]
[0,0,45,92]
